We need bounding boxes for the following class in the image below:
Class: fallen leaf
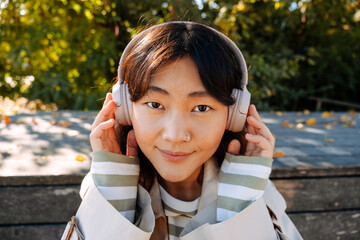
[61,121,71,127]
[296,123,305,129]
[340,115,351,123]
[276,111,285,117]
[32,118,38,125]
[283,120,294,128]
[306,118,317,125]
[323,123,334,130]
[349,110,356,115]
[321,111,330,118]
[49,120,58,125]
[79,115,93,120]
[75,154,87,161]
[15,119,25,124]
[325,137,335,143]
[81,138,89,142]
[52,112,60,117]
[304,109,311,115]
[296,119,305,124]
[343,120,356,128]
[273,149,284,158]
[4,115,11,124]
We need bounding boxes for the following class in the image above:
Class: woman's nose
[161,112,189,143]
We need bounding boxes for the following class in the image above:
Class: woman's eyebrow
[148,86,210,98]
[148,86,169,95]
[188,91,210,98]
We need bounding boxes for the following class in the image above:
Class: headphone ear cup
[226,88,251,132]
[112,83,133,126]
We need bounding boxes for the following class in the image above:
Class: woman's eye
[193,105,211,112]
[146,102,164,109]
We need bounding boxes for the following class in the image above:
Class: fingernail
[246,133,254,137]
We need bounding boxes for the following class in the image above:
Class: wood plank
[273,177,360,212]
[0,224,66,240]
[289,210,360,240]
[271,166,360,178]
[1,177,359,225]
[0,186,81,224]
[0,175,85,187]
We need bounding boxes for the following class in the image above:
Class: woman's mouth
[157,148,193,162]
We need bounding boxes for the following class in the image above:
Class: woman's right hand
[90,93,138,158]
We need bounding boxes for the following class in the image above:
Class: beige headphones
[112,21,251,132]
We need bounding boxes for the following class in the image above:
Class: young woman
[62,21,303,240]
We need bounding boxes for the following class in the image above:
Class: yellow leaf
[276,111,285,116]
[273,150,284,158]
[306,118,316,125]
[75,155,87,162]
[321,111,330,118]
[325,137,335,143]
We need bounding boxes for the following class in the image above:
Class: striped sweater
[90,151,272,238]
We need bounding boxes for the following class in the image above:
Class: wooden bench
[0,111,359,239]
[308,96,360,111]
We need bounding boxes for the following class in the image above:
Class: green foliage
[1,0,359,110]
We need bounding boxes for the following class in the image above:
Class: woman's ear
[227,139,241,155]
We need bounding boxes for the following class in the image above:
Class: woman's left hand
[227,104,275,158]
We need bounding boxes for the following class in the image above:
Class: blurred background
[1,0,359,111]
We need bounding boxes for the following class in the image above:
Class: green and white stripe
[159,185,199,240]
[216,153,272,222]
[91,151,140,223]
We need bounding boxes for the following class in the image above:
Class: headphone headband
[117,21,248,89]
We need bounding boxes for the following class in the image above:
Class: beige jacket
[62,158,303,240]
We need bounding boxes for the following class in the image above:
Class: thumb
[126,130,138,158]
[227,139,241,155]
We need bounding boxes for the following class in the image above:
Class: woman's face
[132,56,228,183]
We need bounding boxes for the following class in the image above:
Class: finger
[126,130,138,158]
[246,118,257,135]
[245,133,273,153]
[91,100,116,131]
[227,139,241,155]
[90,118,116,151]
[247,116,275,143]
[248,104,262,121]
[102,93,113,108]
[90,118,116,139]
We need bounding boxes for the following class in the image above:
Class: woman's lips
[158,148,193,162]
